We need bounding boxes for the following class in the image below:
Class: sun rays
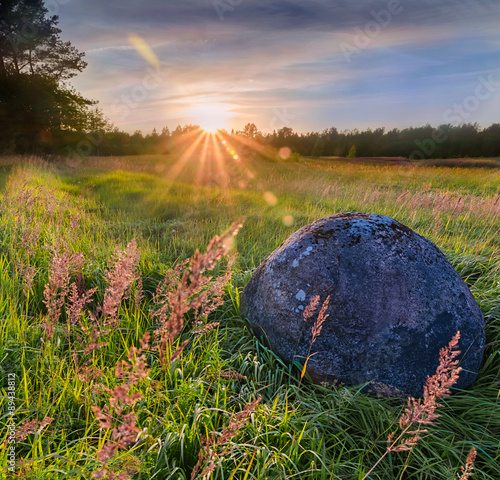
[161,127,298,229]
[164,128,262,190]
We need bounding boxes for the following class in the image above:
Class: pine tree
[0,0,103,153]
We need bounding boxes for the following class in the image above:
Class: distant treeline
[2,120,500,160]
[262,123,500,159]
[46,122,500,160]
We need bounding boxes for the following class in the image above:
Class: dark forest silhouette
[59,122,500,160]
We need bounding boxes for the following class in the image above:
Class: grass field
[0,150,499,479]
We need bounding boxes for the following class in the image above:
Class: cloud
[58,0,500,133]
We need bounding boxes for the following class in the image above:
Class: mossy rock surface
[241,212,485,397]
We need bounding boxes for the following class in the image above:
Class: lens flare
[264,191,278,206]
[279,147,292,159]
[128,33,159,67]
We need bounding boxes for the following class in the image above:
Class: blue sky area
[56,0,500,133]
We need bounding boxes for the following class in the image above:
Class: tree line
[233,123,500,159]
[70,122,498,160]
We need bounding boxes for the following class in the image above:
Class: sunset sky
[57,0,500,134]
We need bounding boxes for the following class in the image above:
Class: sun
[187,99,231,133]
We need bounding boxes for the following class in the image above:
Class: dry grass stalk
[219,370,247,381]
[15,417,54,443]
[153,221,243,367]
[1,168,75,305]
[397,190,500,220]
[310,295,330,346]
[362,331,462,480]
[43,242,85,339]
[192,321,220,335]
[75,364,103,382]
[191,397,261,479]
[457,447,477,479]
[302,295,330,349]
[0,167,97,366]
[299,295,331,384]
[68,279,107,381]
[1,167,65,255]
[67,281,98,327]
[92,333,151,480]
[14,252,37,297]
[389,331,462,453]
[102,239,141,325]
[303,295,320,322]
[67,278,106,370]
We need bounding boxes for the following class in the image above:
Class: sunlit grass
[0,153,498,479]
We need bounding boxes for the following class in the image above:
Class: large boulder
[241,213,485,397]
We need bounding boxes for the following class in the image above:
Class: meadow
[0,148,499,479]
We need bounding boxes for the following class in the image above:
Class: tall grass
[0,155,498,479]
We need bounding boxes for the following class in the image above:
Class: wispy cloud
[59,0,500,132]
